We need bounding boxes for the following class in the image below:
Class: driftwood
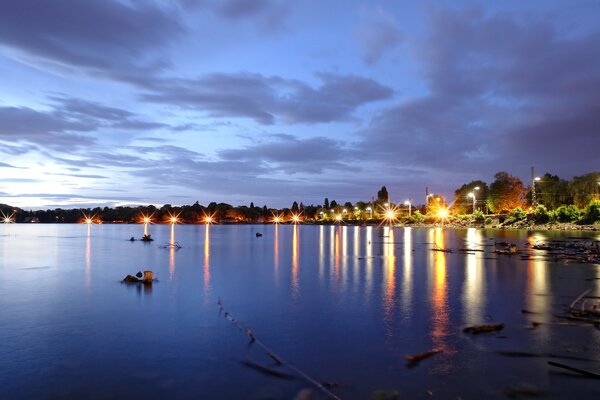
[548,361,600,379]
[405,349,442,365]
[463,323,504,334]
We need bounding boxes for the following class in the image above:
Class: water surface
[1,224,599,399]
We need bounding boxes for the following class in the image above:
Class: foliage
[484,217,493,225]
[452,180,489,215]
[472,209,485,222]
[534,205,551,224]
[570,172,600,208]
[580,199,600,224]
[408,210,425,224]
[506,207,527,224]
[488,171,525,213]
[526,173,571,210]
[555,204,581,223]
[377,186,389,204]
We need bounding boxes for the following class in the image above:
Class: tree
[487,172,525,213]
[452,180,489,214]
[323,198,329,209]
[250,202,255,209]
[330,200,338,208]
[526,173,571,210]
[291,201,299,213]
[377,186,389,204]
[569,172,600,208]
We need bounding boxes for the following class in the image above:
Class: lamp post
[467,186,480,214]
[404,200,411,217]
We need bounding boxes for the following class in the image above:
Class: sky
[0,0,599,210]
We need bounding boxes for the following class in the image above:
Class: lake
[1,224,599,399]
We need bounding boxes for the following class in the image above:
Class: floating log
[548,361,600,379]
[405,349,441,365]
[463,323,504,334]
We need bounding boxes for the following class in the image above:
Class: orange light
[335,214,342,221]
[385,210,395,219]
[204,216,213,224]
[437,208,449,219]
[170,216,178,224]
[273,216,281,223]
[2,212,14,224]
[292,214,301,224]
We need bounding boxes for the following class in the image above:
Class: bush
[534,205,550,224]
[484,217,493,225]
[555,204,581,223]
[473,210,485,223]
[580,199,600,224]
[506,207,527,224]
[408,210,425,224]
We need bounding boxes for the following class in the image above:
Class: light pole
[404,200,411,217]
[467,186,480,214]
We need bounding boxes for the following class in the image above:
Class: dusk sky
[1,0,599,210]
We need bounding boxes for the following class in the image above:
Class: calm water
[1,224,599,399]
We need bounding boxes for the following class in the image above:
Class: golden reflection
[401,227,412,315]
[431,228,449,353]
[169,224,176,279]
[203,224,211,297]
[274,224,280,284]
[291,225,299,298]
[463,228,485,324]
[383,227,396,320]
[526,233,549,329]
[341,226,348,288]
[333,226,341,285]
[85,223,91,287]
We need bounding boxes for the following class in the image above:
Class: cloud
[355,7,402,65]
[0,106,96,148]
[0,162,21,168]
[358,6,600,183]
[0,0,182,81]
[218,134,359,174]
[142,72,393,124]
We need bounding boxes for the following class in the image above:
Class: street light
[467,186,480,214]
[404,200,412,217]
[366,206,372,219]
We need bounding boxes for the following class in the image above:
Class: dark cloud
[0,0,182,80]
[142,72,393,124]
[218,134,359,174]
[359,6,600,184]
[355,7,402,65]
[0,106,96,147]
[214,0,290,32]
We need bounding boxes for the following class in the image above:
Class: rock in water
[135,271,143,278]
[123,275,140,283]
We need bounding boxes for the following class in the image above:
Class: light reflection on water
[0,224,599,399]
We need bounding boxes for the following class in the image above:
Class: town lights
[292,214,301,224]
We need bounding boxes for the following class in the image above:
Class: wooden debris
[241,359,297,380]
[405,349,442,365]
[463,323,504,334]
[548,361,600,379]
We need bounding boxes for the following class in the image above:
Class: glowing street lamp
[292,214,301,224]
[204,216,213,224]
[366,206,372,219]
[404,200,412,217]
[2,211,15,224]
[335,214,343,223]
[436,207,449,225]
[466,186,480,214]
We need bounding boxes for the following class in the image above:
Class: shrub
[534,205,550,224]
[580,199,600,224]
[473,210,485,223]
[484,217,493,225]
[506,207,527,224]
[408,210,425,224]
[555,204,581,223]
